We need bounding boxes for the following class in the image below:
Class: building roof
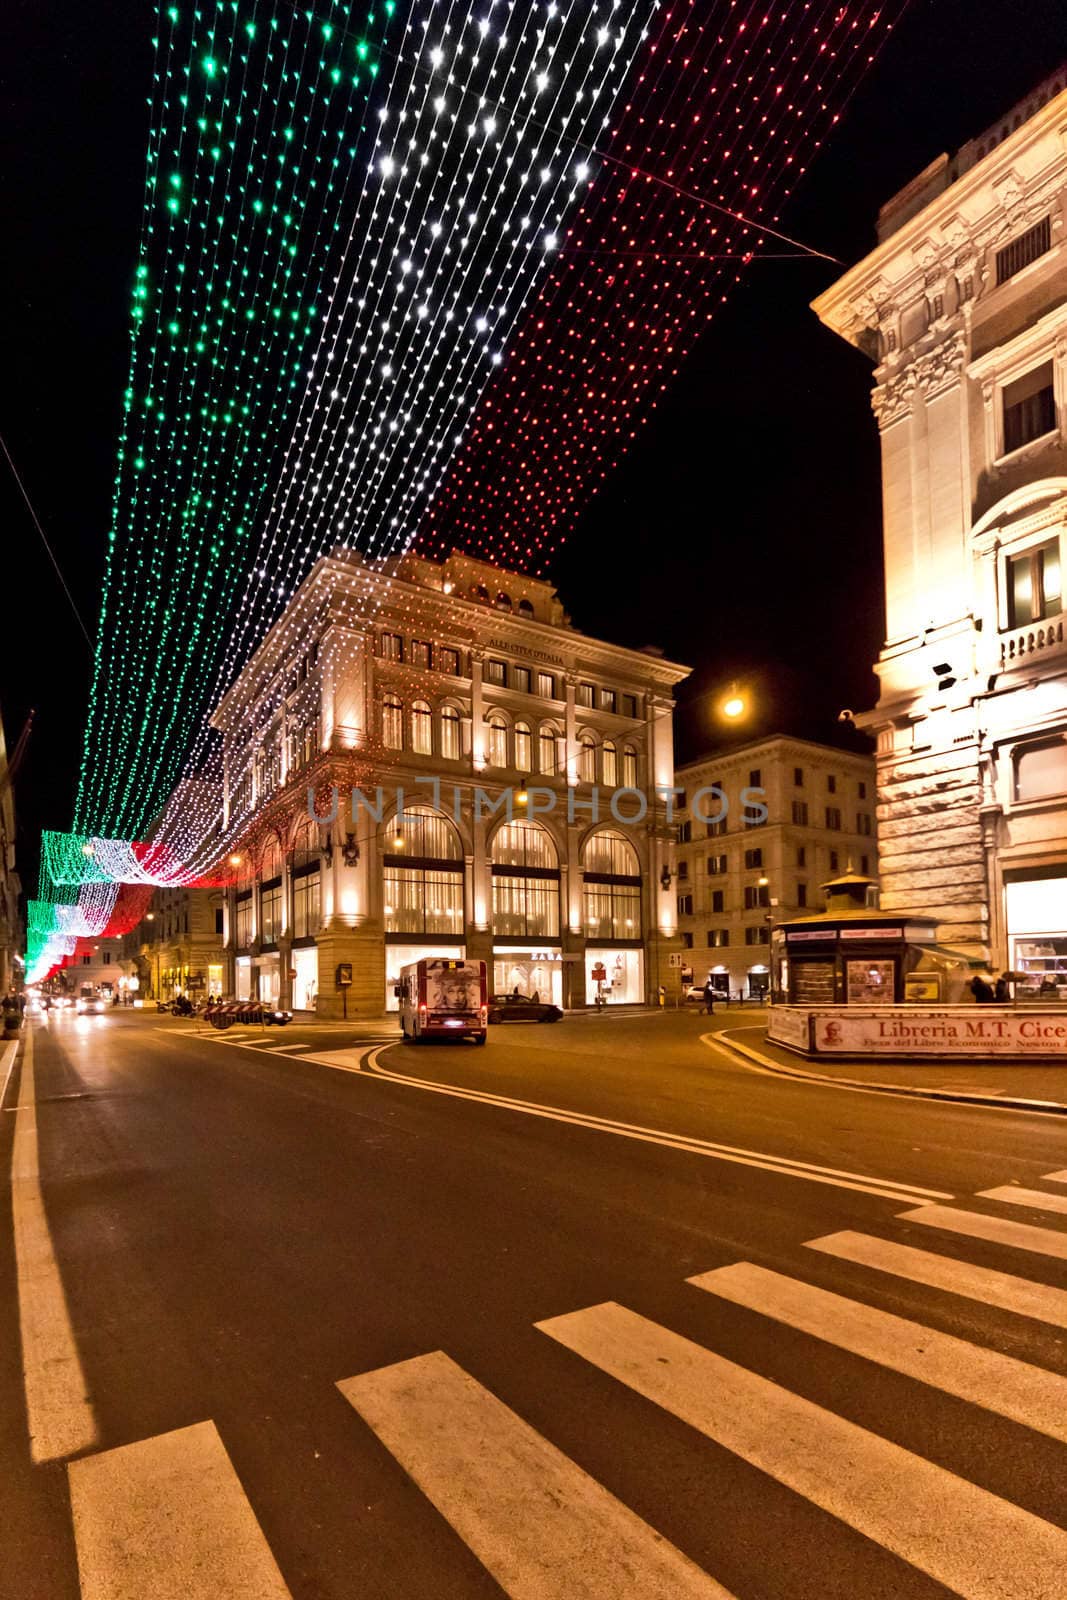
[676,731,874,776]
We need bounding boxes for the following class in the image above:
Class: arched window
[383,695,403,750]
[491,820,559,939]
[539,724,559,776]
[602,740,618,787]
[384,805,463,935]
[487,713,509,768]
[440,705,461,761]
[495,592,513,611]
[514,721,532,772]
[517,598,534,618]
[470,583,490,602]
[582,830,641,941]
[291,821,321,939]
[578,732,597,784]
[411,699,432,756]
[622,744,638,787]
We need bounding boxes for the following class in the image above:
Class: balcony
[999,615,1065,666]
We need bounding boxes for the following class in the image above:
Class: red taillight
[480,1005,488,1026]
[419,1003,427,1017]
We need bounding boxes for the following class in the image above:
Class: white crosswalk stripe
[898,1203,1067,1259]
[68,1421,292,1600]
[536,1299,1067,1600]
[805,1229,1067,1327]
[1043,1170,1067,1184]
[338,1349,733,1599]
[977,1184,1067,1216]
[688,1258,1067,1443]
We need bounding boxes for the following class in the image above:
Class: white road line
[262,1042,311,1052]
[68,1420,292,1600]
[977,1185,1067,1216]
[1,1037,18,1108]
[536,1301,1067,1600]
[1043,1170,1067,1183]
[898,1205,1067,1261]
[805,1231,1067,1329]
[688,1260,1067,1444]
[338,1349,733,1600]
[10,1028,97,1463]
[361,1051,952,1206]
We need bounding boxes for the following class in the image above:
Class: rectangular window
[793,767,804,786]
[745,925,770,946]
[744,885,770,910]
[857,812,872,836]
[1003,363,1056,454]
[600,688,617,713]
[706,817,728,838]
[678,820,692,844]
[860,854,870,876]
[858,781,867,800]
[677,893,693,917]
[537,671,556,699]
[577,681,594,708]
[796,882,807,908]
[711,889,725,914]
[677,860,689,880]
[380,632,403,662]
[744,848,763,869]
[1008,538,1062,626]
[410,640,431,669]
[707,928,730,948]
[512,665,531,694]
[235,892,252,948]
[514,723,532,771]
[797,845,806,867]
[292,870,321,939]
[825,806,842,831]
[484,658,507,687]
[748,768,761,787]
[827,774,837,794]
[260,881,282,945]
[791,800,809,826]
[622,694,639,719]
[215,908,224,935]
[438,646,460,676]
[492,874,560,940]
[995,216,1051,285]
[583,880,640,941]
[1014,738,1067,802]
[385,866,463,936]
[680,932,693,949]
[829,850,839,873]
[707,854,727,875]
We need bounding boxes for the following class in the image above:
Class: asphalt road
[2,1008,1067,1600]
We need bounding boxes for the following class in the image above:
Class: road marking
[536,1301,1067,1600]
[68,1420,292,1600]
[1,1037,18,1108]
[10,1028,98,1463]
[262,1042,311,1052]
[898,1205,1067,1261]
[688,1259,1067,1444]
[1043,1170,1067,1183]
[977,1185,1067,1216]
[805,1231,1067,1329]
[338,1349,733,1600]
[361,1050,952,1206]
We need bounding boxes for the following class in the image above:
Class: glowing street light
[721,688,747,720]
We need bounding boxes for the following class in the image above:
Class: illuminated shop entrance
[1006,871,1067,1000]
[493,948,564,1007]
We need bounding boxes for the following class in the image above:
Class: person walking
[702,979,716,1016]
[994,972,1011,1003]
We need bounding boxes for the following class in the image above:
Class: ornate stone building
[198,546,688,1016]
[813,70,1067,989]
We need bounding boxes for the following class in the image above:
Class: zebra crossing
[64,1172,1067,1598]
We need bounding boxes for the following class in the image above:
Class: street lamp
[721,685,747,721]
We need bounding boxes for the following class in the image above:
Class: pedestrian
[703,979,716,1015]
[969,974,995,1004]
[994,972,1011,1003]
[531,989,541,1005]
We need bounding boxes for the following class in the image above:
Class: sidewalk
[716,1025,1067,1115]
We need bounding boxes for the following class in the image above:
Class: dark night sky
[2,0,1066,888]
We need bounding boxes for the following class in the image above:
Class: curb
[706,1028,1067,1117]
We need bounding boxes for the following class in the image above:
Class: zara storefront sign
[806,1009,1067,1058]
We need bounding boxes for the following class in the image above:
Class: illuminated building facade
[0,712,21,995]
[674,736,878,1000]
[814,71,1067,989]
[205,548,689,1016]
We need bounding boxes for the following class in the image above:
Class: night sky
[3,0,1065,890]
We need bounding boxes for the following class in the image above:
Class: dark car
[487,993,563,1024]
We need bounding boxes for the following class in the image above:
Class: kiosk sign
[812,1009,1067,1057]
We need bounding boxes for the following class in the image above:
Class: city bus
[395,958,488,1044]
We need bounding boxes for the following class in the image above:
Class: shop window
[1002,363,1056,454]
[1014,739,1067,803]
[1008,538,1062,627]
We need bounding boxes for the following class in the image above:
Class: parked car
[487,993,563,1024]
